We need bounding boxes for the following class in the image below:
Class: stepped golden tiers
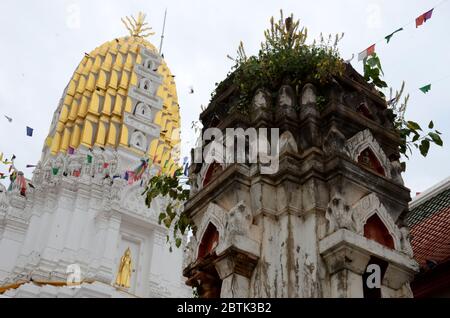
[44,17,180,174]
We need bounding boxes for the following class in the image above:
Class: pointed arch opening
[357,147,385,176]
[198,223,219,259]
[364,213,394,249]
[202,162,223,187]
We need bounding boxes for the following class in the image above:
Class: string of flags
[358,5,440,61]
[356,0,449,95]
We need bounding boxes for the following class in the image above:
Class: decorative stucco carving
[279,131,298,153]
[325,193,356,235]
[221,201,252,248]
[301,83,317,105]
[278,85,295,109]
[252,89,270,110]
[323,125,346,156]
[344,129,392,178]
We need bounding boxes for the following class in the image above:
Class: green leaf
[419,139,430,157]
[406,121,422,131]
[429,132,443,146]
[428,121,434,129]
[158,212,166,224]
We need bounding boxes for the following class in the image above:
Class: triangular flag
[87,154,92,163]
[4,115,12,122]
[52,167,59,175]
[26,126,33,137]
[358,44,375,61]
[415,15,424,28]
[11,154,16,161]
[416,9,433,28]
[68,147,74,155]
[424,9,434,22]
[385,28,403,43]
[419,84,431,93]
[0,152,3,162]
[103,162,109,169]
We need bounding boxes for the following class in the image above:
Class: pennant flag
[416,9,433,28]
[385,28,403,43]
[26,126,33,137]
[28,183,35,189]
[4,115,12,122]
[11,154,16,161]
[87,154,93,164]
[358,44,375,61]
[419,84,431,93]
[0,152,3,162]
[103,162,109,169]
[68,147,75,155]
[52,167,59,175]
[26,164,37,168]
[424,9,434,22]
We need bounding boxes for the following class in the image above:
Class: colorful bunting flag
[416,9,433,28]
[358,44,375,61]
[385,28,403,43]
[419,84,431,93]
[103,162,109,169]
[26,126,33,137]
[11,154,16,161]
[68,147,75,155]
[87,154,92,164]
[52,167,59,176]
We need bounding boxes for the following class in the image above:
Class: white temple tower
[0,13,189,298]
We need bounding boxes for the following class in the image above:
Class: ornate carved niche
[351,193,401,251]
[201,162,224,188]
[134,102,152,121]
[357,102,375,120]
[345,129,392,179]
[198,223,220,259]
[130,130,147,152]
[357,148,385,176]
[364,214,394,249]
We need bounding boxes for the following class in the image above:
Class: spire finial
[121,12,155,38]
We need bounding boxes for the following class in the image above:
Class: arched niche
[198,223,219,259]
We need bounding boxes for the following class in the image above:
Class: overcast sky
[0,0,449,196]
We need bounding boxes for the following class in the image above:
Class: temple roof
[407,177,450,270]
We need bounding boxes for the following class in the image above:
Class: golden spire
[121,12,155,38]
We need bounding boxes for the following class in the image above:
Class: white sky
[0,0,449,196]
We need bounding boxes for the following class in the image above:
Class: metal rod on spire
[159,8,167,54]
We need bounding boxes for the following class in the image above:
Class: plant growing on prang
[142,168,193,251]
[363,54,443,168]
[215,10,345,114]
